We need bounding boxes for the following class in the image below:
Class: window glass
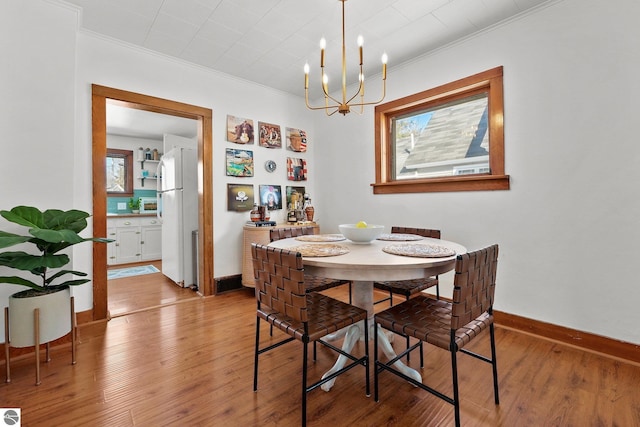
[393,93,489,180]
[373,66,509,194]
[106,149,133,196]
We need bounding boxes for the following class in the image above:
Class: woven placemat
[295,234,346,242]
[289,244,350,257]
[382,243,455,258]
[376,233,424,241]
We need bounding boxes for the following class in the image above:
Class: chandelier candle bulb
[358,35,363,65]
[320,38,326,67]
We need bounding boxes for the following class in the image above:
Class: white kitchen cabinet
[106,227,117,265]
[108,216,162,265]
[140,217,162,261]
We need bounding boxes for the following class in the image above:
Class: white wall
[3,0,638,347]
[74,33,317,280]
[314,0,640,344]
[0,0,80,331]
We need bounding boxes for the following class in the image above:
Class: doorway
[92,85,214,322]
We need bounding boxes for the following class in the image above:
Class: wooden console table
[241,223,320,287]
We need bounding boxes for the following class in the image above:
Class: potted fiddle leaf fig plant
[0,206,112,360]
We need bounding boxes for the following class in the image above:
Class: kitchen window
[373,66,509,193]
[106,148,133,196]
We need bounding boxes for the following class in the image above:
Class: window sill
[372,174,510,194]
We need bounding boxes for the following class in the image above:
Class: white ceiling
[65,0,549,100]
[68,0,549,138]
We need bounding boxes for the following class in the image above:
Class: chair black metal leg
[451,349,461,427]
[374,322,379,402]
[364,317,370,397]
[348,282,352,305]
[269,324,273,336]
[436,283,440,299]
[253,317,261,391]
[302,341,308,427]
[405,295,411,362]
[419,341,424,368]
[490,323,500,404]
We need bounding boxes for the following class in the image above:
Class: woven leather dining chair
[270,226,352,301]
[374,244,500,427]
[373,226,441,305]
[373,226,441,361]
[252,243,370,427]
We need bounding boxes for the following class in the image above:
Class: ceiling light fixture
[304,0,387,116]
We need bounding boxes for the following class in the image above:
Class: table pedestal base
[320,281,421,392]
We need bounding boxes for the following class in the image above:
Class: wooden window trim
[373,66,509,194]
[106,148,134,197]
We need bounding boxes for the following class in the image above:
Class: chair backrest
[251,243,308,323]
[270,226,316,242]
[391,226,440,239]
[450,244,499,330]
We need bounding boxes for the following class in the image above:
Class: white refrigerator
[157,147,198,288]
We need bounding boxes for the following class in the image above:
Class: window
[106,148,133,196]
[373,66,509,193]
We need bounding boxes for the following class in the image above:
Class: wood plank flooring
[3,284,640,426]
[107,260,200,317]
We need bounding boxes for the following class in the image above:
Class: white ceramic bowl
[339,224,385,243]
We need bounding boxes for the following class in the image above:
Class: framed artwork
[286,186,305,208]
[226,148,254,177]
[227,184,254,211]
[259,185,282,210]
[287,157,307,181]
[258,121,282,148]
[286,127,307,152]
[226,115,254,144]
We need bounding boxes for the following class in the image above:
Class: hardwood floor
[107,260,200,317]
[3,286,640,426]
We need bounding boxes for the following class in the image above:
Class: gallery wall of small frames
[225,114,309,212]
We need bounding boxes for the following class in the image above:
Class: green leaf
[0,276,42,290]
[0,251,69,271]
[30,228,84,244]
[57,278,91,287]
[0,231,31,249]
[46,269,88,285]
[43,209,89,232]
[0,206,45,228]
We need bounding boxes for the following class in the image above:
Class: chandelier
[304,0,387,116]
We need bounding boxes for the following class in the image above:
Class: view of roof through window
[393,93,489,180]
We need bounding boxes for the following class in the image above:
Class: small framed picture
[258,122,282,148]
[226,148,254,177]
[227,184,254,211]
[286,127,307,152]
[227,115,254,144]
[259,185,283,210]
[287,157,307,181]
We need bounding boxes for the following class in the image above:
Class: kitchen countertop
[106,213,158,218]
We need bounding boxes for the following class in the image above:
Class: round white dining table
[268,234,467,391]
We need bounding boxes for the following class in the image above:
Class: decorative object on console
[303,193,314,221]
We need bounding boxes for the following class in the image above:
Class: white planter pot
[8,287,72,348]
